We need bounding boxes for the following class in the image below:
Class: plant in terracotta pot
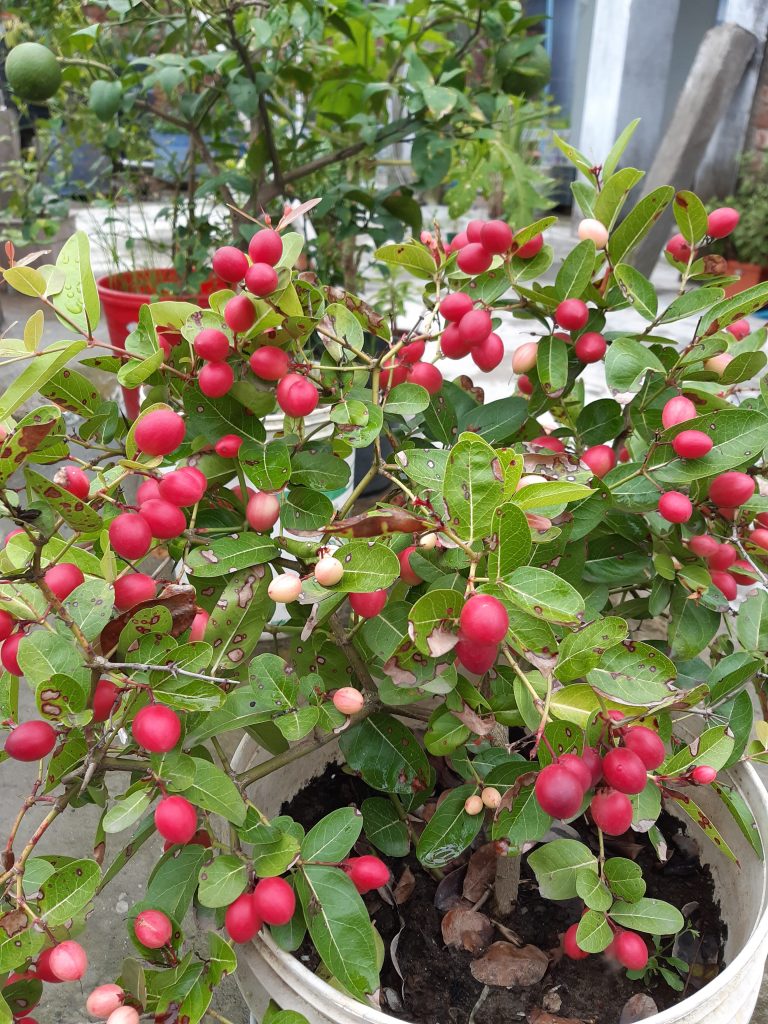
[2,125,768,1024]
[705,154,768,298]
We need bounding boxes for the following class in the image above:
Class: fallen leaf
[454,703,497,737]
[441,907,494,954]
[434,866,467,912]
[470,941,548,988]
[393,866,415,905]
[619,994,659,1023]
[529,1012,583,1024]
[541,989,562,1013]
[290,509,433,537]
[463,842,499,903]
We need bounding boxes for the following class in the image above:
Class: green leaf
[659,287,725,323]
[699,281,768,334]
[63,580,114,640]
[118,348,164,388]
[604,337,665,392]
[3,266,47,297]
[576,399,624,448]
[609,897,684,935]
[361,798,410,857]
[712,781,763,859]
[207,568,273,674]
[183,390,267,446]
[396,448,449,490]
[186,689,271,744]
[290,450,349,491]
[26,467,102,532]
[295,866,379,997]
[655,409,768,484]
[588,642,676,704]
[668,587,720,659]
[607,185,675,264]
[325,541,401,593]
[408,589,462,656]
[614,264,658,319]
[673,190,708,245]
[443,433,504,543]
[39,858,100,925]
[146,845,208,922]
[487,502,531,580]
[500,567,584,624]
[302,808,363,863]
[416,784,483,867]
[170,757,246,825]
[593,167,644,227]
[556,617,628,682]
[384,383,431,417]
[0,406,61,486]
[281,487,334,532]
[338,713,431,795]
[240,439,292,491]
[185,534,278,577]
[528,839,597,899]
[197,855,247,908]
[102,788,152,834]
[664,726,734,775]
[491,781,551,848]
[0,341,87,420]
[604,858,646,902]
[667,789,737,862]
[554,239,596,300]
[54,231,100,334]
[603,120,641,178]
[576,908,614,952]
[736,591,768,653]
[17,630,88,689]
[514,482,594,511]
[536,334,569,395]
[40,367,101,415]
[375,242,436,280]
[0,914,44,971]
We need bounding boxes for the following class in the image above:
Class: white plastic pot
[231,735,768,1024]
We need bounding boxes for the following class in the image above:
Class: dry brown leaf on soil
[393,866,415,905]
[441,907,494,954]
[469,941,549,988]
[433,866,467,912]
[618,994,659,1023]
[462,842,499,903]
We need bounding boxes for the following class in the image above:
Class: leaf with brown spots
[470,941,549,988]
[99,585,197,656]
[207,567,272,674]
[441,907,494,954]
[0,405,60,487]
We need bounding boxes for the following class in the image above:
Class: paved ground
[0,218,766,1023]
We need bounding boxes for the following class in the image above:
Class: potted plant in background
[2,124,768,1024]
[709,153,768,298]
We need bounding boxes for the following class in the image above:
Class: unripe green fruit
[6,43,61,102]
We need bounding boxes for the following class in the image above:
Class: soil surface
[282,764,725,1024]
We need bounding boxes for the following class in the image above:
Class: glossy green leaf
[416,784,483,867]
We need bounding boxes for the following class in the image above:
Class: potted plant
[708,155,768,297]
[2,124,768,1024]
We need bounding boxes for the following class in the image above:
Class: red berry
[48,940,88,980]
[555,299,589,331]
[224,295,256,333]
[138,499,186,540]
[399,339,425,364]
[5,720,56,761]
[623,727,665,770]
[708,542,738,570]
[480,220,513,254]
[455,640,498,675]
[614,930,649,970]
[134,409,185,456]
[750,528,768,554]
[574,332,606,363]
[275,374,319,417]
[707,207,739,239]
[248,228,283,266]
[35,947,64,983]
[672,430,712,459]
[1,632,24,676]
[136,478,161,505]
[531,435,565,453]
[661,395,696,430]
[729,559,755,585]
[458,309,492,346]
[349,590,387,618]
[253,876,296,925]
[398,546,422,585]
[563,922,589,960]
[451,230,468,249]
[212,246,249,283]
[466,219,485,242]
[590,788,633,835]
[440,292,475,322]
[382,360,410,388]
[199,361,234,398]
[516,233,543,259]
[709,471,754,508]
[726,318,750,340]
[158,468,207,507]
[602,747,647,794]
[250,346,290,381]
[535,763,584,818]
[92,679,120,723]
[658,491,692,524]
[85,983,124,1018]
[471,332,504,372]
[581,746,603,787]
[558,753,592,792]
[692,764,717,784]
[688,535,719,558]
[665,233,692,262]
[134,909,172,949]
[215,434,243,458]
[54,466,90,499]
[582,444,616,478]
[345,855,390,893]
[517,374,533,396]
[459,594,509,644]
[245,262,279,297]
[44,562,84,600]
[246,491,280,531]
[109,513,153,560]
[0,610,14,642]
[225,892,262,943]
[113,573,156,611]
[710,570,737,601]
[618,446,630,462]
[441,324,472,359]
[408,362,443,395]
[189,610,209,642]
[193,328,229,362]
[457,243,493,276]
[155,795,198,845]
[131,704,181,753]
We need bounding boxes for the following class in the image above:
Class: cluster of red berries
[564,921,650,971]
[444,217,544,265]
[438,291,503,371]
[224,876,295,943]
[109,464,206,560]
[664,206,740,265]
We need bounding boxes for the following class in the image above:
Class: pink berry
[672,430,712,459]
[398,546,422,585]
[709,471,754,508]
[558,753,592,792]
[456,243,493,276]
[665,234,692,262]
[92,679,120,723]
[53,466,90,499]
[535,763,584,818]
[225,892,262,943]
[212,246,249,283]
[246,491,280,532]
[602,747,647,794]
[614,930,649,971]
[224,295,256,334]
[105,1007,140,1024]
[581,746,603,786]
[441,324,472,359]
[158,468,207,507]
[511,342,538,373]
[275,374,319,417]
[708,543,738,570]
[333,687,365,715]
[155,795,198,845]
[726,318,750,340]
[480,220,513,254]
[623,726,665,770]
[1,632,24,676]
[692,765,717,784]
[458,309,492,346]
[44,562,84,601]
[250,346,290,381]
[314,556,344,586]
[138,499,186,540]
[451,230,468,250]
[459,594,509,645]
[707,207,739,239]
[555,299,589,332]
[582,444,616,478]
[577,218,609,248]
[109,514,152,561]
[471,332,504,372]
[134,909,172,949]
[466,219,485,242]
[136,478,161,505]
[455,640,498,675]
[704,353,733,376]
[661,395,696,429]
[658,491,692,524]
[268,574,303,603]
[349,590,387,618]
[688,535,720,558]
[0,610,14,642]
[86,983,124,1018]
[563,922,589,960]
[252,876,296,925]
[516,234,543,259]
[48,940,88,981]
[4,721,56,762]
[531,435,565,453]
[710,570,737,601]
[35,947,64,983]
[193,328,229,362]
[517,374,533,396]
[439,292,475,322]
[574,332,606,363]
[408,361,443,395]
[131,704,181,753]
[248,228,283,266]
[189,610,209,642]
[345,855,390,894]
[750,528,768,552]
[590,789,633,835]
[245,262,279,297]
[215,434,243,458]
[134,409,185,456]
[199,361,234,398]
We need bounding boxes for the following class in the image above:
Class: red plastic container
[96,269,220,417]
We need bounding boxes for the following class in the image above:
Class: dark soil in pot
[282,765,726,1024]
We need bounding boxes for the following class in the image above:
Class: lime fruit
[5,42,61,103]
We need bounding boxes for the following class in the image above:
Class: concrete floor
[0,218,767,1022]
